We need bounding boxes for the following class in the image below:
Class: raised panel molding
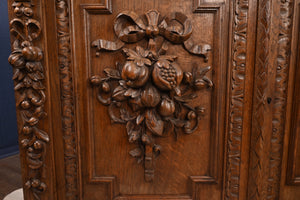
[193,0,225,13]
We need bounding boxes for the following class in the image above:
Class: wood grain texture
[6,0,300,199]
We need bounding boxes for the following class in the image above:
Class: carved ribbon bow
[92,10,211,60]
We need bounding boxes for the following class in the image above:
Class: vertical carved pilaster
[268,0,294,198]
[8,0,48,199]
[224,0,249,199]
[56,0,79,199]
[248,0,294,199]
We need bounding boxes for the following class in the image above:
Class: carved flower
[121,46,151,88]
[152,55,183,95]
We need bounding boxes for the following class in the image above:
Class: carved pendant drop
[90,10,213,182]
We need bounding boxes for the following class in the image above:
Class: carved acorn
[141,84,160,107]
[121,61,149,88]
[152,56,183,95]
[158,97,175,117]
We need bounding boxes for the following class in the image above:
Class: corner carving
[8,1,48,199]
[89,10,213,182]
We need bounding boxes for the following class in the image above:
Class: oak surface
[6,0,300,200]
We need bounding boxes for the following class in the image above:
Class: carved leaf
[13,69,25,81]
[126,121,135,135]
[112,86,127,101]
[124,88,141,98]
[136,114,145,125]
[164,120,174,136]
[129,148,142,158]
[169,118,186,128]
[104,68,121,79]
[123,47,151,66]
[145,109,164,136]
[32,81,45,90]
[27,157,43,169]
[34,128,49,142]
[174,93,198,103]
[120,107,137,121]
[28,71,44,81]
[14,82,25,90]
[108,103,126,123]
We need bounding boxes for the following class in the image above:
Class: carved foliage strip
[268,0,294,198]
[248,0,294,199]
[225,0,249,199]
[8,1,48,199]
[90,10,213,182]
[56,0,78,199]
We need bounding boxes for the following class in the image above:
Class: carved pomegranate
[121,61,149,88]
[158,97,175,117]
[152,59,183,92]
[141,84,160,107]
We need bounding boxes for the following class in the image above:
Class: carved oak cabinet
[6,0,300,199]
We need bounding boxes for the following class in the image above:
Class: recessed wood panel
[75,0,227,199]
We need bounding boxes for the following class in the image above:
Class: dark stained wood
[0,154,22,199]
[5,0,300,199]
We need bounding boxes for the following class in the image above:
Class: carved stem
[144,130,154,182]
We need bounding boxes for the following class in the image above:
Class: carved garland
[90,10,213,182]
[225,0,249,199]
[56,0,79,199]
[8,1,48,199]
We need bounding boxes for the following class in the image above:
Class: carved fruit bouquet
[90,10,213,181]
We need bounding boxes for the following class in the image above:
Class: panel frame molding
[286,0,300,186]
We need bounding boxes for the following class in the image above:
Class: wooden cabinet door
[6,0,300,199]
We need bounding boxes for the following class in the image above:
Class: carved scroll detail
[56,0,79,199]
[90,10,213,182]
[8,1,48,199]
[225,0,249,199]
